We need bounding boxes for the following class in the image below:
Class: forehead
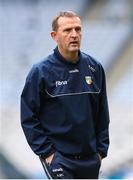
[57,17,81,29]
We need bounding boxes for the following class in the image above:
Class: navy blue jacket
[21,47,110,159]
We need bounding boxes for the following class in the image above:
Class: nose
[71,29,78,37]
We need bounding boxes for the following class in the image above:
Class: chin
[69,47,79,52]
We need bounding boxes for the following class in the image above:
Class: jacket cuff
[40,148,56,160]
[98,151,107,159]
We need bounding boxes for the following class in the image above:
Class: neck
[58,47,79,63]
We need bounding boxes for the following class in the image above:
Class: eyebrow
[63,26,81,31]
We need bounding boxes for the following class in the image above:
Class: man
[21,11,110,179]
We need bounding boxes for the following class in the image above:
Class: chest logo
[88,65,96,72]
[85,76,93,85]
[56,80,68,87]
[69,69,79,73]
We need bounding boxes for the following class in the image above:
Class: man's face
[52,17,82,54]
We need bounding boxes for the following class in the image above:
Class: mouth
[70,41,79,45]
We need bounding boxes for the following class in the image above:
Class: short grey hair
[52,11,80,31]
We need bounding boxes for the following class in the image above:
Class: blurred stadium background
[0,0,133,178]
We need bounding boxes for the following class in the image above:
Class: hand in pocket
[45,153,55,165]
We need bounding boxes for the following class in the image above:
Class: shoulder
[81,51,104,73]
[81,51,101,67]
[33,53,55,71]
[26,53,55,81]
[31,53,55,73]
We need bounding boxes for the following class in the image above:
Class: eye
[64,28,71,32]
[75,27,81,32]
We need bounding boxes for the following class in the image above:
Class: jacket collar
[54,47,81,66]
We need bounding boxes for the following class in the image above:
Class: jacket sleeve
[96,65,110,158]
[20,65,55,159]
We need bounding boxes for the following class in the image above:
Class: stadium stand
[0,0,133,178]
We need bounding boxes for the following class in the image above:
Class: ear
[51,31,58,42]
